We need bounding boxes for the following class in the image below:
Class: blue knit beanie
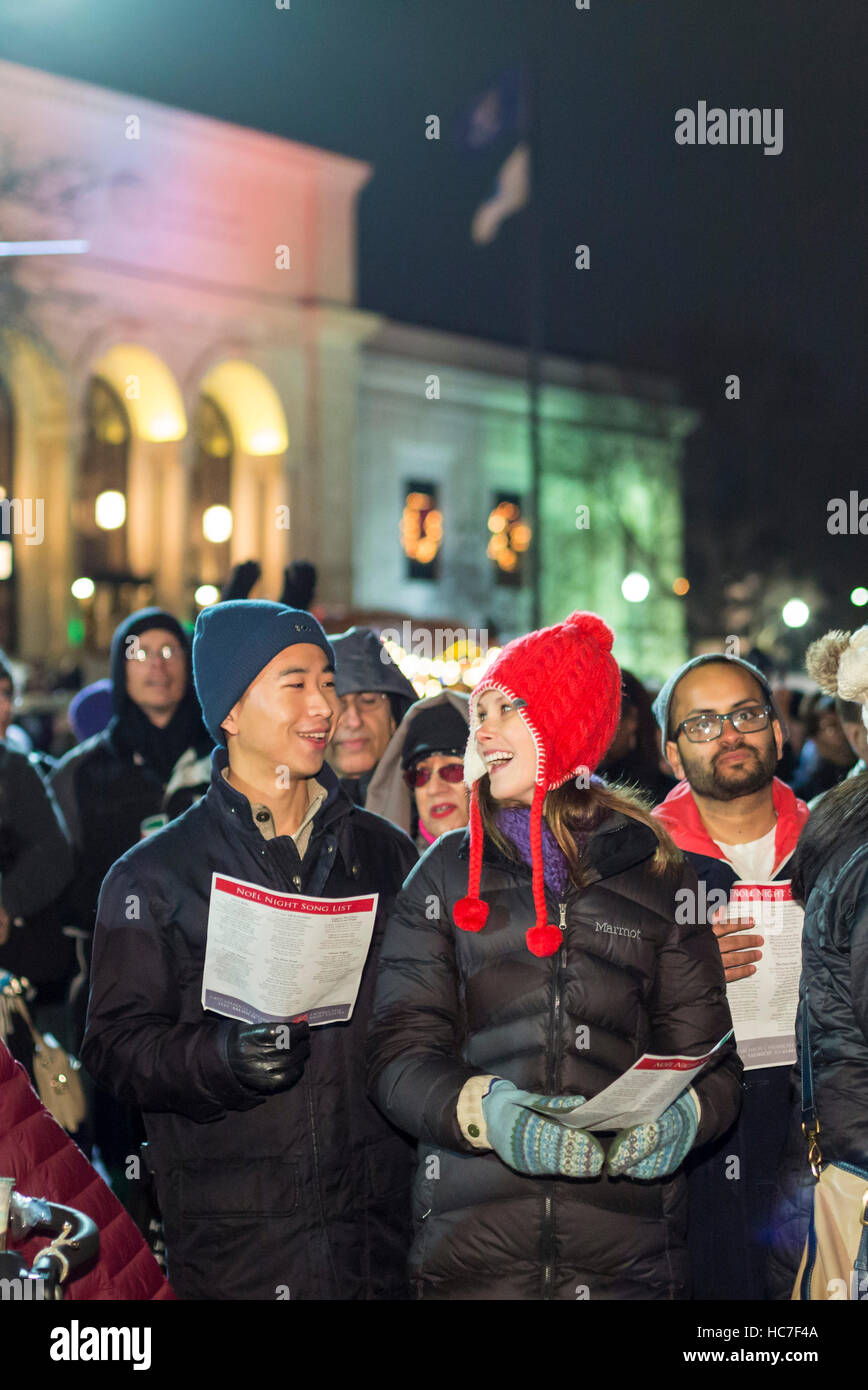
[192,601,335,746]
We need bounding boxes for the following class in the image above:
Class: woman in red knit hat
[367,611,742,1300]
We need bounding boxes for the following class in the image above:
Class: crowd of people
[1,575,867,1302]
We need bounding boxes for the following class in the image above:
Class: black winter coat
[81,746,419,1300]
[367,811,742,1300]
[770,834,868,1301]
[0,742,74,993]
[798,834,868,1164]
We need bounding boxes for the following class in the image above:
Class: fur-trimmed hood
[365,689,470,837]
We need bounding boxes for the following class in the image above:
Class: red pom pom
[454,897,489,933]
[526,923,563,957]
[565,610,614,653]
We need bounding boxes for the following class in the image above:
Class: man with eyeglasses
[327,627,418,807]
[48,609,214,1231]
[651,654,810,1301]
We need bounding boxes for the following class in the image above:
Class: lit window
[400,482,441,581]
[487,493,530,586]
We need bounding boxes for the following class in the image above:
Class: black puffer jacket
[768,827,868,1300]
[82,746,419,1300]
[797,834,868,1165]
[367,812,742,1300]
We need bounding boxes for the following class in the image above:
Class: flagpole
[521,42,544,633]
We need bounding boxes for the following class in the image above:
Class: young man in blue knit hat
[82,602,418,1300]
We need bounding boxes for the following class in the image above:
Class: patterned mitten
[482,1081,605,1178]
[606,1091,699,1179]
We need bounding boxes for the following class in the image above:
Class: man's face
[124,627,187,722]
[331,691,395,777]
[0,677,13,738]
[221,644,339,781]
[665,665,782,801]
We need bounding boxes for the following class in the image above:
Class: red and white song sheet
[201,873,378,1026]
[525,1031,733,1131]
[723,880,804,1069]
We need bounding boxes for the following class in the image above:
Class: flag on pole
[470,142,530,244]
[456,68,522,151]
[456,68,530,243]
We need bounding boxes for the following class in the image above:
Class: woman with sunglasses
[365,691,470,851]
[367,612,741,1300]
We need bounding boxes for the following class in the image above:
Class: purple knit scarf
[495,806,572,898]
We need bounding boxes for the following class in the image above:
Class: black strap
[800,987,816,1131]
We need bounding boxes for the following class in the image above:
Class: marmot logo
[594,920,642,940]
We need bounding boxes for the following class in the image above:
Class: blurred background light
[782,598,810,628]
[202,504,233,543]
[94,489,126,530]
[622,571,650,603]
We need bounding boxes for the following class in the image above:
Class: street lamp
[95,490,126,530]
[203,505,232,544]
[782,599,810,628]
[622,571,650,603]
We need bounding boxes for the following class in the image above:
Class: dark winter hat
[401,698,470,769]
[109,608,192,718]
[652,654,776,741]
[456,611,621,958]
[68,678,113,742]
[193,601,335,746]
[330,627,417,723]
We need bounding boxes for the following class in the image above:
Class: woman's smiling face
[412,755,469,837]
[474,687,537,806]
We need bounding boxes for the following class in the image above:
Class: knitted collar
[495,806,571,898]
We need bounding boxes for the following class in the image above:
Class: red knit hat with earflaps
[454,611,621,957]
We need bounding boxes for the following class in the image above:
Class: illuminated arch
[92,344,187,442]
[198,360,288,455]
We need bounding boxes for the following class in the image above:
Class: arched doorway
[73,376,143,651]
[188,393,233,601]
[192,360,289,610]
[74,345,188,651]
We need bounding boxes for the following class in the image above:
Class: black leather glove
[221,560,262,602]
[226,1020,311,1095]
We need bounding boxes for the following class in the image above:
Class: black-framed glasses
[404,762,465,790]
[674,704,772,743]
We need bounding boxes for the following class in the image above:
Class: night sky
[1,0,865,632]
[1,0,863,401]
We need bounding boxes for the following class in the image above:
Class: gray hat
[329,626,417,719]
[652,654,776,741]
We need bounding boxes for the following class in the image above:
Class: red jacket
[0,1041,174,1300]
[654,776,810,876]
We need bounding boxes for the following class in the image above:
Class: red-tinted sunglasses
[403,763,465,790]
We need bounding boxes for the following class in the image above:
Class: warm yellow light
[195,584,220,607]
[0,541,12,580]
[488,512,507,533]
[203,505,233,544]
[673,577,690,596]
[72,577,95,600]
[249,429,283,455]
[199,360,288,455]
[92,344,187,442]
[95,490,126,530]
[511,523,531,550]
